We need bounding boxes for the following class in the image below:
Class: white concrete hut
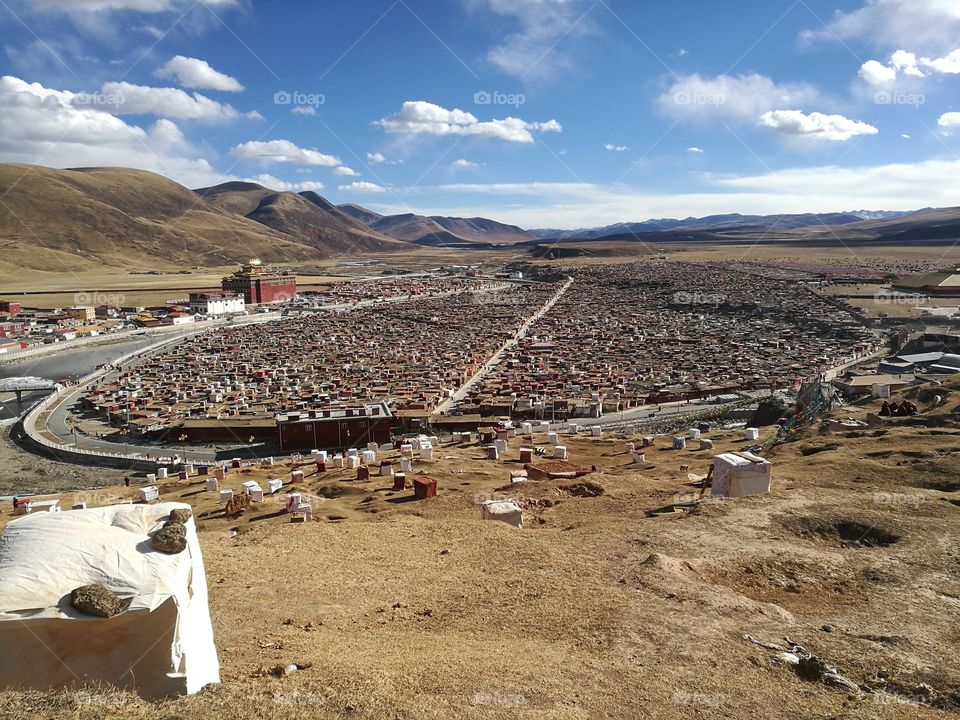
[711,451,772,498]
[0,502,219,699]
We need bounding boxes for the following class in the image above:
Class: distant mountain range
[337,204,533,245]
[0,163,956,277]
[194,182,407,255]
[527,210,914,240]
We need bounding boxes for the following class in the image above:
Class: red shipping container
[413,476,437,500]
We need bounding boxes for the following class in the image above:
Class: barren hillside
[0,165,328,275]
[1,380,958,718]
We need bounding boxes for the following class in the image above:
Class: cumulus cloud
[154,55,244,92]
[101,81,259,122]
[339,181,386,193]
[802,0,960,53]
[375,100,561,143]
[856,48,960,84]
[923,48,960,74]
[245,173,324,192]
[657,73,822,123]
[892,50,926,77]
[938,112,960,131]
[451,158,481,169]
[467,0,595,80]
[367,152,386,164]
[230,139,340,166]
[759,110,879,141]
[291,106,316,116]
[859,59,897,85]
[333,166,359,176]
[0,74,227,187]
[604,143,629,152]
[687,146,704,153]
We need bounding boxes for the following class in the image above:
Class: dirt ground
[1,379,959,718]
[0,426,130,496]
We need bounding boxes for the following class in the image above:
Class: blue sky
[1,0,960,228]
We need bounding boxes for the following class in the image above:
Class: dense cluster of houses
[0,303,131,355]
[63,261,884,449]
[78,282,556,444]
[455,262,879,418]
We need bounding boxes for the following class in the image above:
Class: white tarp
[0,502,219,699]
[481,500,523,529]
[712,452,772,498]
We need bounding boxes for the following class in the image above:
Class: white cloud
[922,48,960,74]
[802,0,960,53]
[291,106,316,116]
[0,74,228,187]
[891,50,925,77]
[759,110,879,142]
[938,112,960,131]
[468,0,595,80]
[375,100,561,143]
[339,181,386,193]
[658,73,822,123]
[687,146,704,153]
[246,173,324,192]
[451,158,481,169]
[367,152,386,164]
[859,59,897,85]
[154,55,244,92]
[333,166,359,176]
[101,81,259,122]
[901,133,911,139]
[230,139,340,166]
[604,143,629,152]
[856,48,960,84]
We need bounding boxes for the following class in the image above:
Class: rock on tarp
[0,502,219,699]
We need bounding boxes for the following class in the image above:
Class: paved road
[28,285,512,463]
[435,277,574,415]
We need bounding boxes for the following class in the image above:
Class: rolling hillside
[339,203,534,245]
[198,184,408,254]
[0,165,322,276]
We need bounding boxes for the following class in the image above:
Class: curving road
[25,282,519,463]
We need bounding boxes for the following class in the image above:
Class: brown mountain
[337,203,383,225]
[793,206,960,242]
[0,165,325,276]
[370,214,461,244]
[338,203,534,245]
[427,216,532,244]
[197,183,407,254]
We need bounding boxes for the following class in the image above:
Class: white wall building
[189,293,245,317]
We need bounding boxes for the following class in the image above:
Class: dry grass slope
[1,379,959,717]
[0,165,413,275]
[0,165,326,274]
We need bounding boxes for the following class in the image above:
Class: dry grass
[2,384,960,717]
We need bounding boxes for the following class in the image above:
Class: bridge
[0,377,58,402]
